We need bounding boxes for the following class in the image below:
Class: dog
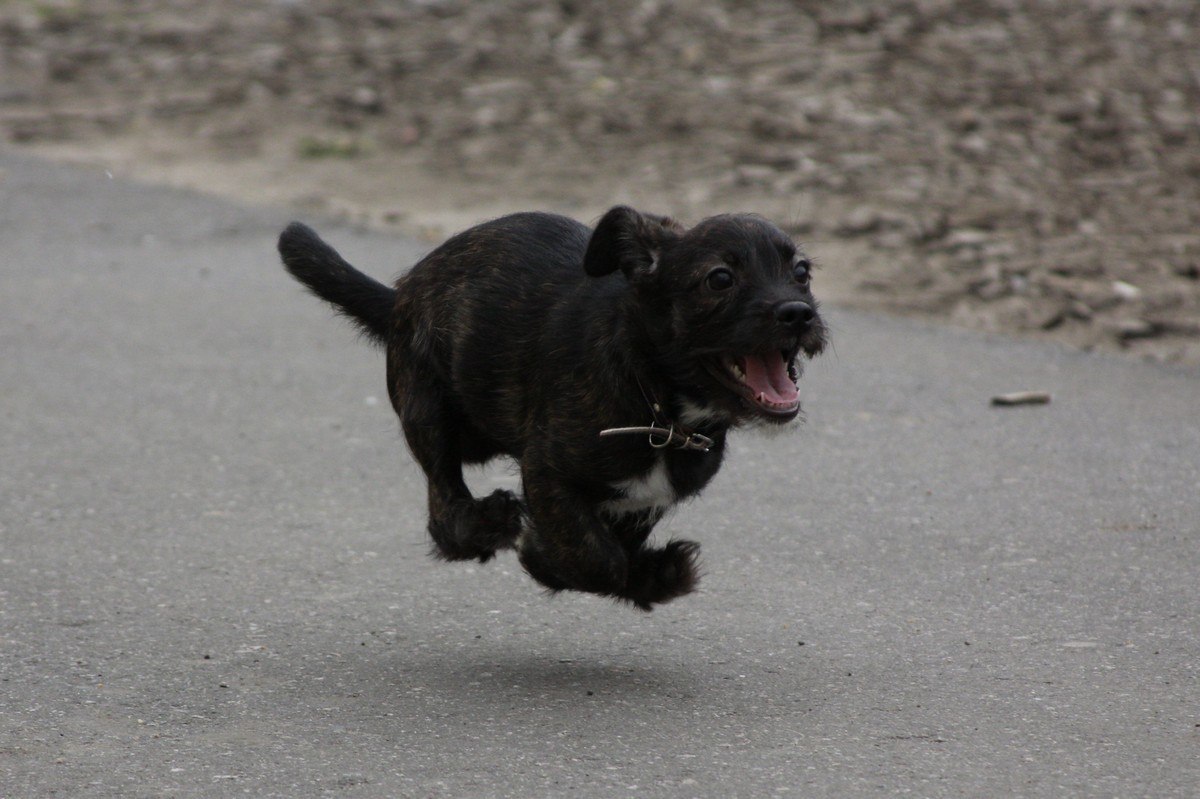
[278,206,826,609]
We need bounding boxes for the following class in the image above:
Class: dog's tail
[278,222,396,345]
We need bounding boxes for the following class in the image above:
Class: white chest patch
[600,458,677,517]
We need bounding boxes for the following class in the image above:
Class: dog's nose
[774,301,816,330]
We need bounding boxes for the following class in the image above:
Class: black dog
[278,206,826,609]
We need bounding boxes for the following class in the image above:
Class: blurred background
[1,0,1197,362]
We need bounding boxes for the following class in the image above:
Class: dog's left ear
[583,206,684,280]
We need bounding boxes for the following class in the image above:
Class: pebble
[1111,280,1142,301]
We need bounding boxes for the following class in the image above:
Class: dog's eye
[792,258,811,286]
[706,267,735,291]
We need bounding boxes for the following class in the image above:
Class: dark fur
[278,206,826,609]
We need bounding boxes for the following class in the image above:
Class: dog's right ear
[583,206,683,280]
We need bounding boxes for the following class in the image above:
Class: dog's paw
[429,490,525,563]
[623,539,701,610]
[473,489,525,561]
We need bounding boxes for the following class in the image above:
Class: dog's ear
[583,206,683,279]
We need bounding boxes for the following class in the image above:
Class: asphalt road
[2,151,1197,798]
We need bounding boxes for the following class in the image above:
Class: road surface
[1,151,1197,797]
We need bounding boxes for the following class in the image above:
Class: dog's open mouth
[707,351,801,417]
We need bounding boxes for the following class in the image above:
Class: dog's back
[395,212,593,358]
[391,213,613,454]
[279,213,604,456]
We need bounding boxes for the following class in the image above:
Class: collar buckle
[596,375,715,453]
[599,424,714,453]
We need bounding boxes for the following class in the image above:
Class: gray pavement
[1,150,1197,798]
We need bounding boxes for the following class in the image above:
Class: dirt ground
[2,0,1198,362]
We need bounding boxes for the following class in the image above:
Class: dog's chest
[598,449,721,517]
[600,457,677,517]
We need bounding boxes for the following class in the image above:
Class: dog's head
[584,205,828,425]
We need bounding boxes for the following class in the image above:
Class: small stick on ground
[991,391,1052,407]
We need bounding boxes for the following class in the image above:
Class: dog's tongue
[739,351,798,405]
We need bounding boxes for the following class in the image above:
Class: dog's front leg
[516,477,629,600]
[517,468,699,610]
[609,514,701,610]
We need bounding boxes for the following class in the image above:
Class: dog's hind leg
[395,375,523,563]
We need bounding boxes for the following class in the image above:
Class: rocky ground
[2,0,1197,362]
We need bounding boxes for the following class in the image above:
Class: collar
[598,377,715,453]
